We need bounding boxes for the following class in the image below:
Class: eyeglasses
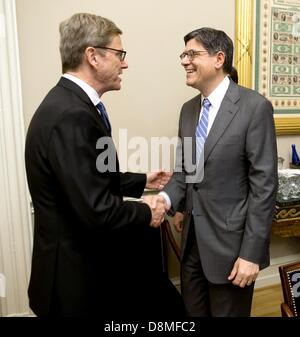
[93,46,127,61]
[179,49,208,61]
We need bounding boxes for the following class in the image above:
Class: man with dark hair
[161,27,278,316]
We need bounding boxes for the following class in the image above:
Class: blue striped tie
[196,98,211,164]
[96,102,111,133]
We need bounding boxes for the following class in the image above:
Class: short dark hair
[230,66,238,83]
[184,27,233,74]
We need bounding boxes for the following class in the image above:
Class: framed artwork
[235,0,300,135]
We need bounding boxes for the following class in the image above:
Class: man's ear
[215,51,225,70]
[85,47,99,67]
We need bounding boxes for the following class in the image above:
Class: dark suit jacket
[164,80,278,284]
[25,77,162,316]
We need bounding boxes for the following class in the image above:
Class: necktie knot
[96,102,111,133]
[203,98,211,110]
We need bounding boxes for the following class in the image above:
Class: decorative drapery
[0,0,32,316]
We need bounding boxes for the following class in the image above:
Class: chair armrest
[281,303,294,317]
[162,220,181,261]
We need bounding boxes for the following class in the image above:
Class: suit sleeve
[163,105,187,213]
[239,98,278,266]
[119,172,146,198]
[47,111,151,232]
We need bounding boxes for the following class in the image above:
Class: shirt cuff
[158,191,171,209]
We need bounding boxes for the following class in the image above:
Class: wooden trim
[161,220,180,270]
[234,0,253,89]
[275,117,300,136]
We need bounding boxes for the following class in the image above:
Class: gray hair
[59,13,122,73]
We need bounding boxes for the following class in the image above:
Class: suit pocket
[216,135,241,145]
[226,216,246,231]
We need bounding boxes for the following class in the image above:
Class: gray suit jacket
[164,80,278,284]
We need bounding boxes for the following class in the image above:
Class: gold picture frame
[235,0,300,135]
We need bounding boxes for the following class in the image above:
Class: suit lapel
[204,81,240,162]
[57,77,111,136]
[189,95,202,132]
[185,95,201,164]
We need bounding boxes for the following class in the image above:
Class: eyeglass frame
[179,49,208,61]
[93,46,127,61]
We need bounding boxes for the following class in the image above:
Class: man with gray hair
[25,13,180,317]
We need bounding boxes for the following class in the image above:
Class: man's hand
[146,171,172,190]
[173,212,184,233]
[228,257,259,288]
[143,195,167,228]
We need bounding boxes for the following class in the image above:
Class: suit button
[193,185,198,191]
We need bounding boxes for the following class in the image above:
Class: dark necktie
[195,98,211,164]
[96,102,111,133]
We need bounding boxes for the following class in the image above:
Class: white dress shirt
[160,76,230,209]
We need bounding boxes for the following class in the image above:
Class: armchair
[160,219,181,275]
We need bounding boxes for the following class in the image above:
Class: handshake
[142,170,172,227]
[142,195,169,228]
